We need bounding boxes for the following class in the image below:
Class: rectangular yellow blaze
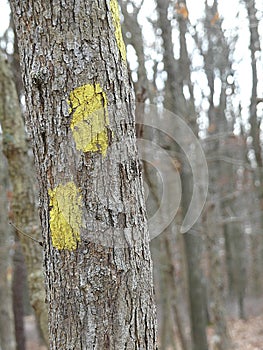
[68,83,109,157]
[110,0,127,62]
[49,182,82,250]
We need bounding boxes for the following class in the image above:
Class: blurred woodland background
[0,0,263,349]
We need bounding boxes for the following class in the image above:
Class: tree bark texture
[10,1,157,349]
[0,53,49,343]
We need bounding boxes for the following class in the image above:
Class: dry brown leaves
[230,315,263,350]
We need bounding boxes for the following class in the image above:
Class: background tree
[156,1,209,349]
[245,0,263,296]
[0,140,16,350]
[0,52,48,345]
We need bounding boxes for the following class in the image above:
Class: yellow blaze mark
[110,0,127,62]
[49,182,82,250]
[68,83,109,157]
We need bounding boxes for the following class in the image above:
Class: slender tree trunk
[156,1,208,349]
[195,2,233,347]
[245,0,263,288]
[0,144,16,350]
[226,221,246,319]
[223,225,235,297]
[250,231,262,295]
[0,52,49,343]
[245,0,262,168]
[158,229,178,350]
[204,202,231,350]
[120,0,153,102]
[182,217,208,350]
[12,238,26,350]
[11,1,157,348]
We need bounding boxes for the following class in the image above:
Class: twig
[9,221,43,246]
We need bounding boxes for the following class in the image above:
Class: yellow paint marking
[49,182,82,250]
[110,0,127,62]
[68,83,109,157]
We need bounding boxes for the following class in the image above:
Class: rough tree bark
[10,1,157,349]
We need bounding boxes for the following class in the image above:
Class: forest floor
[207,314,263,350]
[25,315,47,350]
[206,296,263,349]
[229,315,263,350]
[25,310,263,350]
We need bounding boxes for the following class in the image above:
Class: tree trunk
[10,1,157,348]
[156,1,208,349]
[0,52,49,343]
[196,2,233,347]
[245,0,263,289]
[245,0,262,168]
[182,225,208,350]
[204,202,231,350]
[225,221,246,319]
[0,144,16,350]
[12,238,26,350]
